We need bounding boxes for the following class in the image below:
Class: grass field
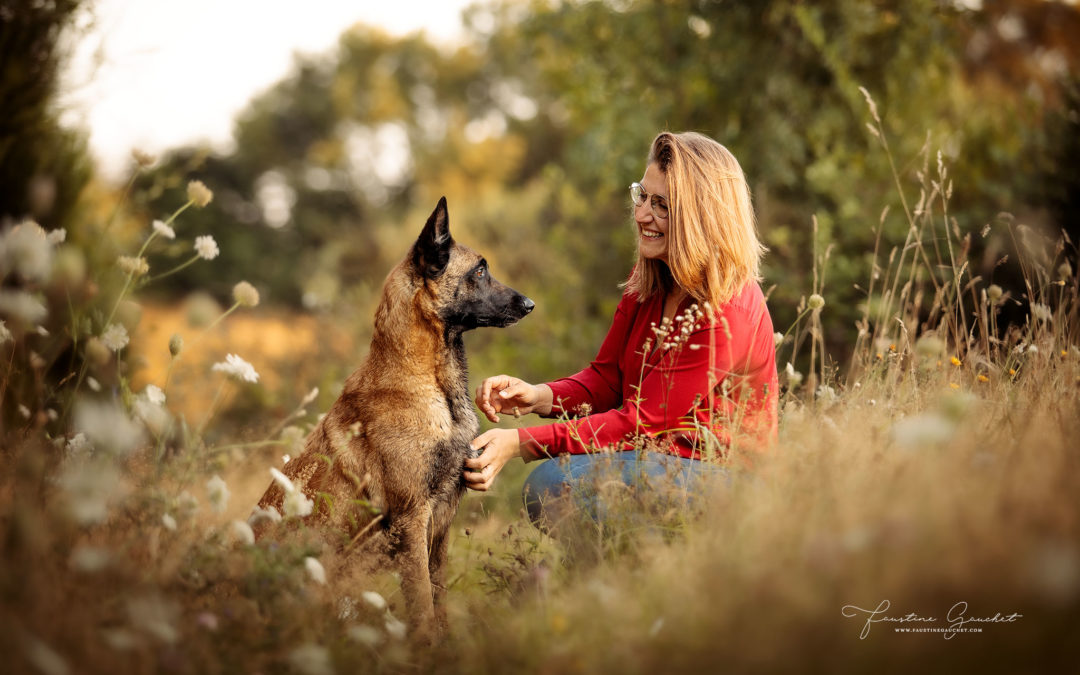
[2,161,1078,673]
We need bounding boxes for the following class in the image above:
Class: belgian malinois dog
[254,197,533,637]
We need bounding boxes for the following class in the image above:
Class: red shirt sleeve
[541,294,637,417]
[519,302,770,459]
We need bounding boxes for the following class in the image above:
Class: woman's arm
[518,306,761,458]
[474,293,638,422]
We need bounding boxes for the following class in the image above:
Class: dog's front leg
[428,517,452,634]
[393,506,436,641]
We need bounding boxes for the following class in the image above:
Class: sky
[61,0,475,181]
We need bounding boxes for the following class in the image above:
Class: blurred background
[2,0,1078,422]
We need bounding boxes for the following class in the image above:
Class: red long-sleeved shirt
[518,283,778,461]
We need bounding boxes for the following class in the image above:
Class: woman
[465,131,778,524]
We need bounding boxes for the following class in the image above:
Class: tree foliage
[138,0,1077,378]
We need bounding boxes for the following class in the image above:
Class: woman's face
[635,162,670,262]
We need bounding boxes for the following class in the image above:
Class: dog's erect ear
[413,196,454,279]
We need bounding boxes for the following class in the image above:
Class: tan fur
[254,202,531,640]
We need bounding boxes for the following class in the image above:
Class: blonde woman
[466,132,778,524]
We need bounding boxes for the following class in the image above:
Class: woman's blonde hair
[625,131,765,309]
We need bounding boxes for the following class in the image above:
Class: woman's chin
[638,240,667,260]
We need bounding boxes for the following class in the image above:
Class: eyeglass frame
[629,182,670,220]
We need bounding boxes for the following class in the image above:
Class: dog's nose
[521,296,535,314]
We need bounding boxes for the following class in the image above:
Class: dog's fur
[255,198,533,636]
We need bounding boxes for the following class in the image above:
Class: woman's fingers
[475,375,533,421]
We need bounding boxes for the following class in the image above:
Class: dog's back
[255,198,533,636]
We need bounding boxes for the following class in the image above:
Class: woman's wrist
[532,384,554,416]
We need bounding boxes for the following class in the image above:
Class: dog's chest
[425,392,477,496]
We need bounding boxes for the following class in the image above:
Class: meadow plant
[1,90,1078,672]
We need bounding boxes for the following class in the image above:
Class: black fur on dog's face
[412,197,534,331]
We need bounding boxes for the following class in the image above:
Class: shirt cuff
[517,427,552,462]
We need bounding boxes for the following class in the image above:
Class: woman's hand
[465,428,522,492]
[475,375,553,423]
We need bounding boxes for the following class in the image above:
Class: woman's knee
[521,459,567,525]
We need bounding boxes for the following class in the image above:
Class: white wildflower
[47,228,66,245]
[1,220,53,282]
[152,219,176,240]
[131,148,156,167]
[232,281,259,308]
[1028,344,1040,354]
[270,466,295,492]
[384,614,407,640]
[65,432,92,457]
[134,399,169,436]
[773,331,784,347]
[808,293,825,310]
[361,590,387,612]
[248,505,282,527]
[347,624,382,648]
[194,235,219,260]
[269,466,313,517]
[161,513,177,531]
[1031,303,1052,322]
[187,180,213,208]
[816,385,837,403]
[891,412,956,448]
[784,362,803,389]
[283,488,314,518]
[288,644,333,675]
[212,353,259,383]
[0,290,48,325]
[73,399,145,456]
[305,556,327,585]
[101,324,129,352]
[117,255,149,277]
[58,461,126,525]
[987,284,1003,304]
[206,474,230,514]
[230,520,255,546]
[143,384,166,405]
[175,491,199,519]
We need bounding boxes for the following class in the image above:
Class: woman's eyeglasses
[629,182,669,220]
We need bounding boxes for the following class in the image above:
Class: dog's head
[411,197,534,331]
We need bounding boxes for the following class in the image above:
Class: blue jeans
[521,451,727,529]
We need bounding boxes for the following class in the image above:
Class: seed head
[117,255,149,277]
[131,149,156,168]
[232,281,259,308]
[194,235,219,260]
[987,284,1003,304]
[187,180,213,208]
[808,293,825,310]
[169,333,183,356]
[152,219,175,240]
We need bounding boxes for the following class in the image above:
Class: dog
[254,197,533,637]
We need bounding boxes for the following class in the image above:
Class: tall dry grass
[1,95,1078,673]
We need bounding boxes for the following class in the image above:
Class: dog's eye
[476,268,485,278]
